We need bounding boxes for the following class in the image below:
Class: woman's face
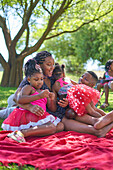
[40,56,55,77]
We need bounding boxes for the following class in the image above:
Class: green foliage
[42,9,113,70]
[41,34,85,76]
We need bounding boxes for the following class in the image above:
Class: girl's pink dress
[2,90,60,131]
[66,84,100,116]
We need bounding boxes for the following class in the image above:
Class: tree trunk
[1,59,24,87]
[1,63,10,87]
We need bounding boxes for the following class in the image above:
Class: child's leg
[97,83,103,92]
[62,116,113,137]
[21,122,56,137]
[101,84,109,109]
[104,83,109,104]
[90,101,106,116]
[7,122,59,143]
[94,110,113,129]
[75,113,98,126]
[86,103,102,117]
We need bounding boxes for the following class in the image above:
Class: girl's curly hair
[24,59,42,77]
[53,63,65,74]
[105,59,113,72]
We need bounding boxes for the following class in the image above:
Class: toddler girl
[2,59,63,142]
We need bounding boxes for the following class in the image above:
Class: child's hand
[40,89,50,98]
[48,92,55,100]
[58,98,69,107]
[29,105,44,116]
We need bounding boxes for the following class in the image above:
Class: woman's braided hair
[34,51,52,64]
[105,59,113,72]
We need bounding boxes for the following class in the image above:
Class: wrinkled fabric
[0,130,113,170]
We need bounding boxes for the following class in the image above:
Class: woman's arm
[18,103,44,116]
[13,77,29,104]
[52,83,59,102]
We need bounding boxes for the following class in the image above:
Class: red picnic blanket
[0,130,113,170]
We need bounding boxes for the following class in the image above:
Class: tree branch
[93,0,106,19]
[26,25,30,48]
[0,15,11,51]
[42,0,52,16]
[17,0,73,60]
[12,0,40,46]
[45,7,113,40]
[0,53,8,68]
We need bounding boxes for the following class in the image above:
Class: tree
[0,0,113,87]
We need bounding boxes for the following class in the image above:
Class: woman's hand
[29,104,44,116]
[58,98,69,108]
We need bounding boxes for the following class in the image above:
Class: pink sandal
[7,130,26,143]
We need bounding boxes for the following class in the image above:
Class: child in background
[97,59,113,109]
[52,63,106,119]
[2,59,63,143]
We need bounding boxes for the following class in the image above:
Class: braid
[24,59,42,77]
[34,51,52,64]
[105,59,113,72]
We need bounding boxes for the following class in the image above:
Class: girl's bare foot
[95,122,113,138]
[94,111,113,129]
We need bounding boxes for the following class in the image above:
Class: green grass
[98,89,113,113]
[0,87,17,131]
[0,87,16,108]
